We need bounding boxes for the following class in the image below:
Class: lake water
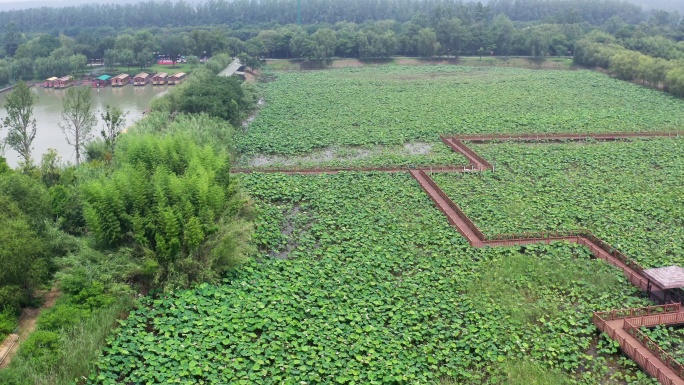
[1,84,170,167]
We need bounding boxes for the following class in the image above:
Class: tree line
[0,0,680,84]
[0,0,653,34]
[0,11,680,85]
[574,30,684,97]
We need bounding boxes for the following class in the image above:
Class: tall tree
[417,28,440,57]
[59,87,96,165]
[311,28,337,67]
[162,35,186,67]
[3,21,21,57]
[492,14,515,56]
[100,105,127,155]
[3,81,37,165]
[118,48,135,72]
[436,17,467,57]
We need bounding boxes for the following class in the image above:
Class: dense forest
[0,0,656,33]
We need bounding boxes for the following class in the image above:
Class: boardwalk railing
[416,170,487,242]
[232,165,473,174]
[594,304,680,322]
[451,139,493,169]
[233,131,684,384]
[439,136,493,170]
[449,131,684,143]
[484,229,586,242]
[592,304,684,385]
[625,318,684,383]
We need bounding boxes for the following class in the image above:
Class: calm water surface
[1,84,169,167]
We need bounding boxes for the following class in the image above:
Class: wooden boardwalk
[233,131,684,384]
[594,304,684,385]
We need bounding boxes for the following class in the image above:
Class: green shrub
[50,184,86,234]
[83,140,109,163]
[0,172,51,228]
[0,156,10,174]
[36,304,90,332]
[69,282,115,309]
[18,330,60,366]
[0,286,28,314]
[81,133,237,286]
[177,72,247,125]
[58,267,90,295]
[0,307,18,335]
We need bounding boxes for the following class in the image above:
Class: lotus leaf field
[85,66,684,384]
[89,172,659,384]
[236,66,684,157]
[432,138,684,268]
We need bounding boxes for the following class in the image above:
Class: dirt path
[244,69,259,82]
[0,287,60,369]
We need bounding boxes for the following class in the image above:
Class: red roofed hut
[134,73,150,86]
[152,73,168,85]
[111,74,130,87]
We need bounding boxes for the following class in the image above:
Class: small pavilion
[643,266,684,304]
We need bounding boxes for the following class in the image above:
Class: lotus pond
[236,65,684,157]
[87,172,659,384]
[432,137,684,268]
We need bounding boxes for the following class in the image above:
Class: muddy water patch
[241,98,265,129]
[404,142,433,155]
[271,205,316,260]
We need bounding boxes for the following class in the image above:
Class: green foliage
[19,331,60,366]
[2,81,38,165]
[177,73,247,125]
[641,325,684,365]
[80,132,240,286]
[0,297,132,385]
[0,194,47,310]
[0,156,10,174]
[0,306,18,336]
[237,66,684,156]
[50,183,87,235]
[36,304,90,332]
[83,139,109,163]
[100,105,128,156]
[59,86,97,165]
[0,172,51,227]
[132,113,236,155]
[87,172,655,384]
[0,286,27,316]
[574,34,684,97]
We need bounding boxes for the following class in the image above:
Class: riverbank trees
[0,53,258,384]
[3,81,38,166]
[59,87,96,165]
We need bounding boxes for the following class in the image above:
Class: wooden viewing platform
[230,131,684,384]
